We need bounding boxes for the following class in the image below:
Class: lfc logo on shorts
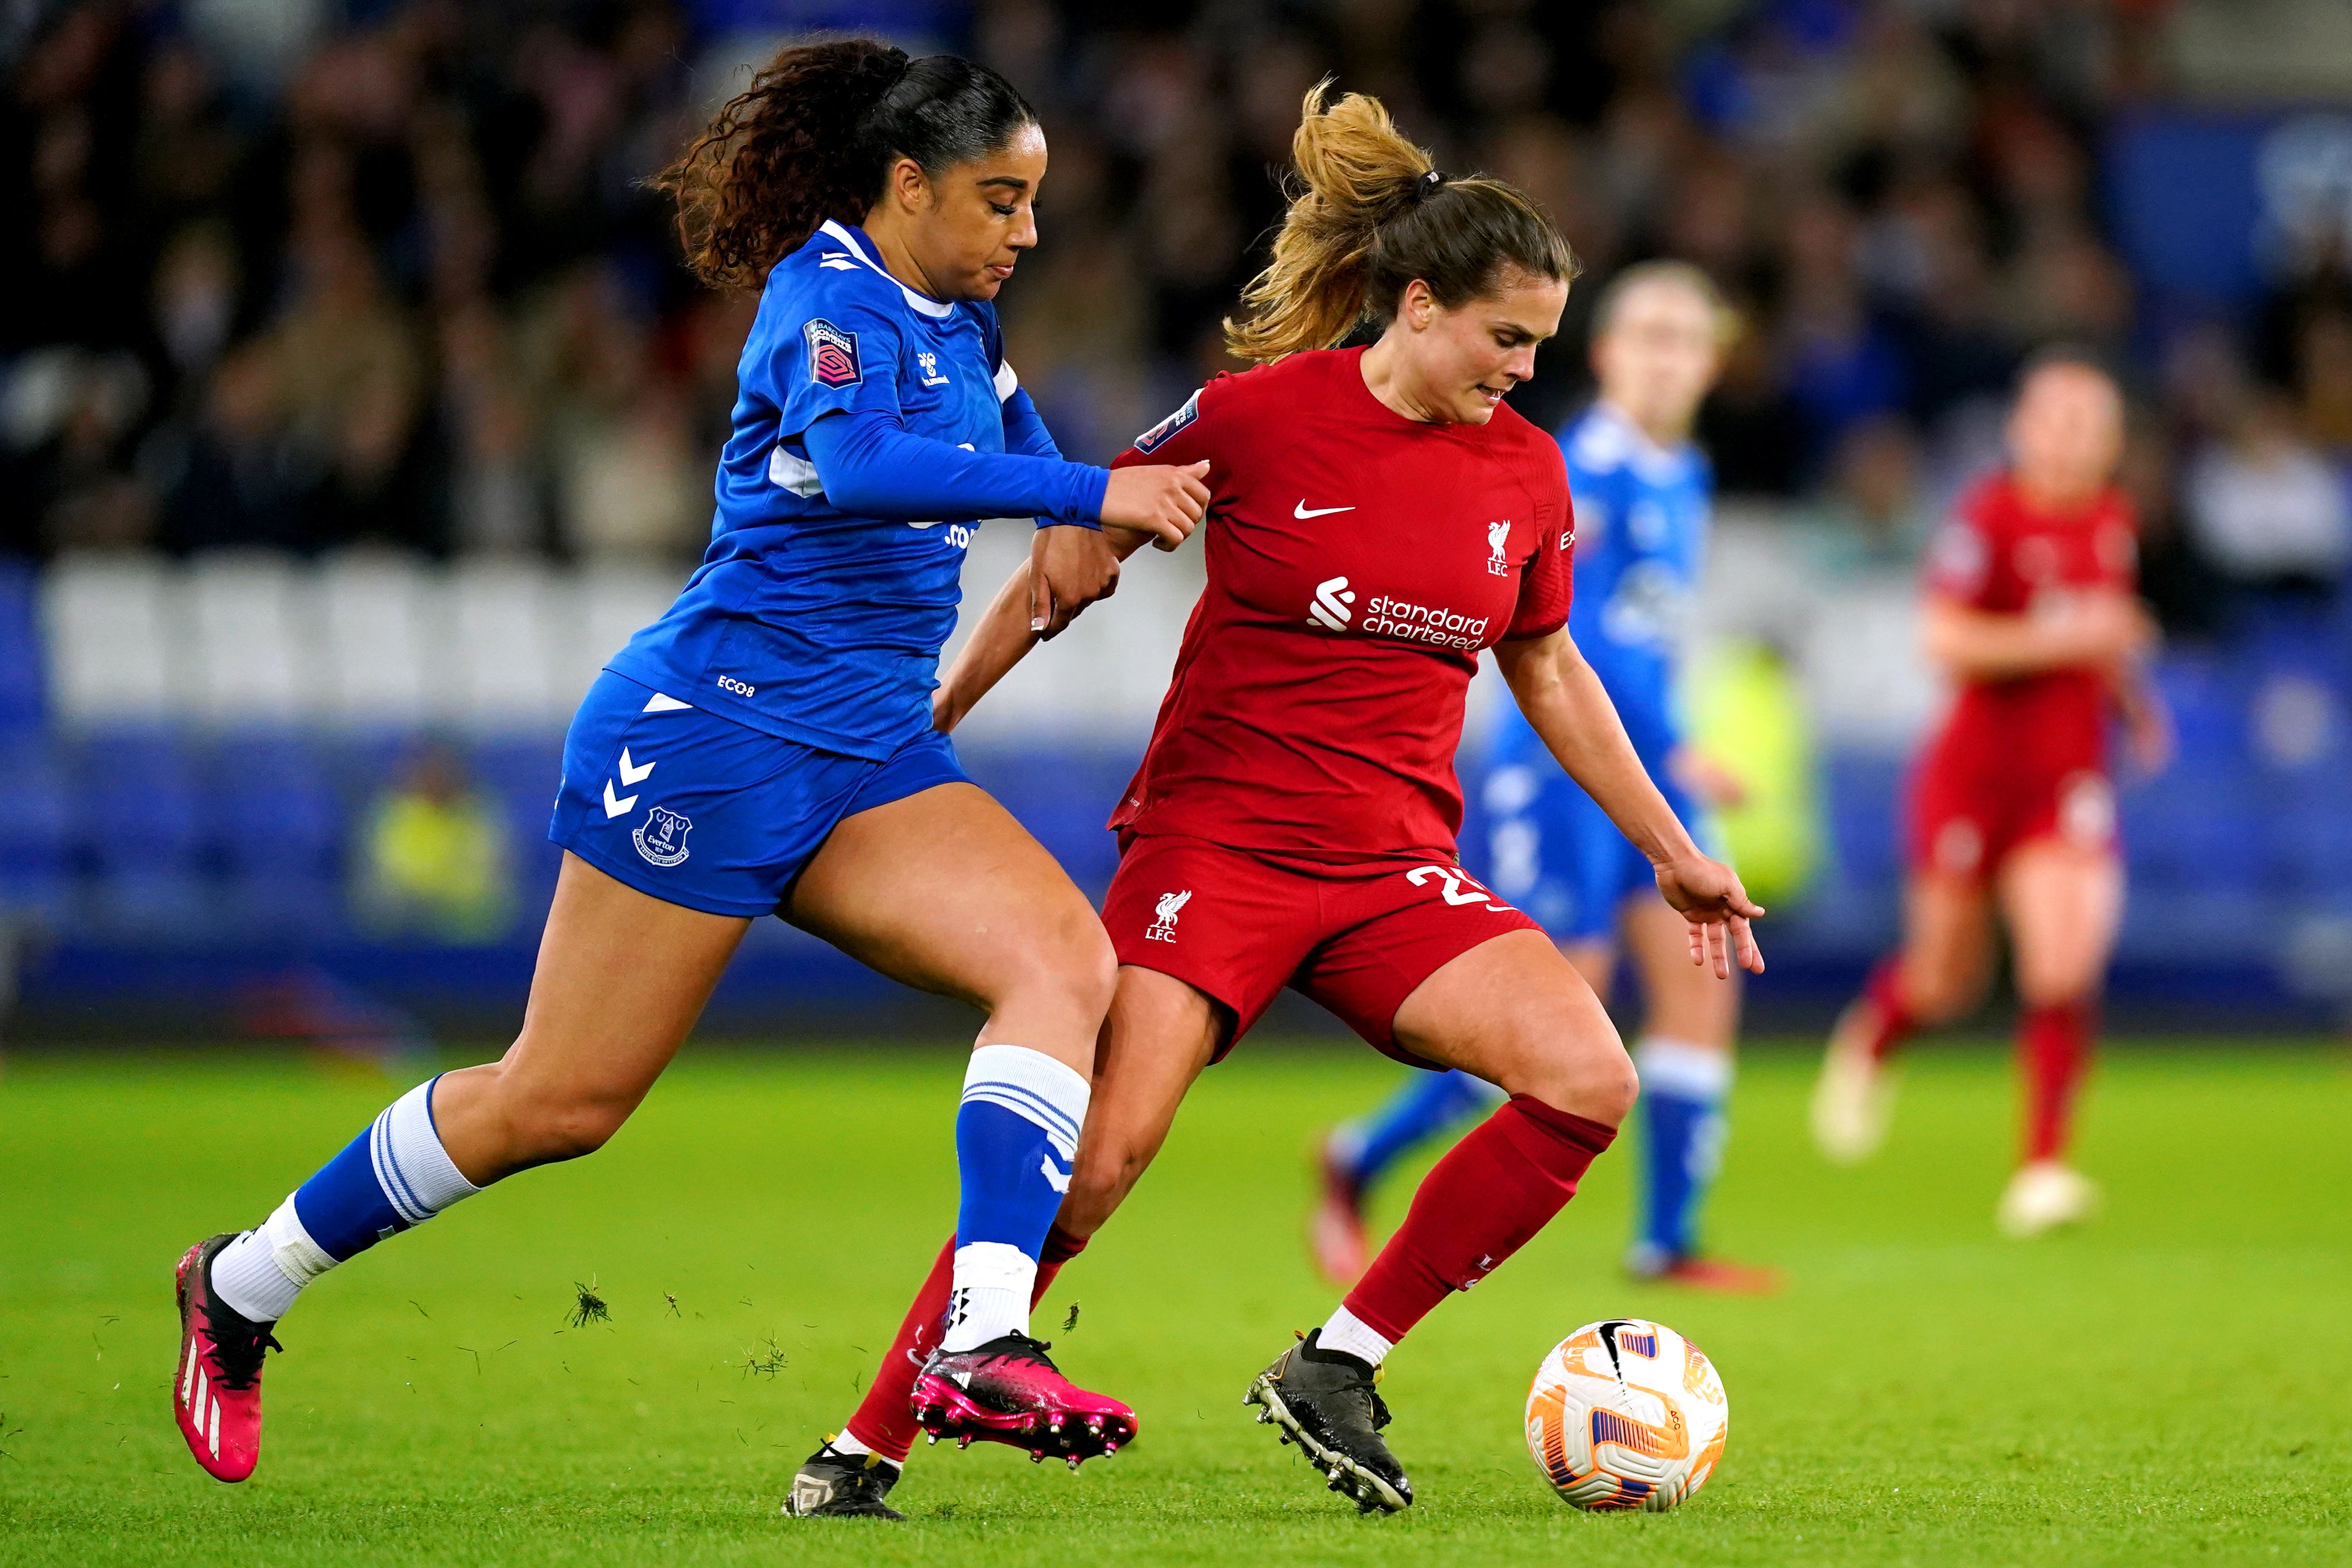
[1486,519,1513,576]
[633,805,692,868]
[1146,889,1191,942]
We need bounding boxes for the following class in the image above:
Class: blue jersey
[1487,401,1713,769]
[606,220,1025,762]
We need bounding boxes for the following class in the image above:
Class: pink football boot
[172,1234,281,1482]
[910,1334,1137,1468]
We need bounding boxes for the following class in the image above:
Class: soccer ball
[1524,1318,1729,1511]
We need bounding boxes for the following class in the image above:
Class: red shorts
[1907,753,2116,879]
[1101,833,1544,1065]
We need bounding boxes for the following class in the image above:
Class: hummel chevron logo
[602,780,637,819]
[618,748,654,786]
[1294,500,1355,519]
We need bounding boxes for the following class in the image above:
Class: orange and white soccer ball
[1524,1318,1729,1511]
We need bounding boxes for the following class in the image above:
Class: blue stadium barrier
[0,561,47,738]
[16,633,2352,1030]
[0,731,70,925]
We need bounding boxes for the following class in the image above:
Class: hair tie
[1407,169,1447,205]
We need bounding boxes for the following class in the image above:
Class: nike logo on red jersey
[1294,501,1356,519]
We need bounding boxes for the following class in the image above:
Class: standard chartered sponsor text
[1362,594,1489,649]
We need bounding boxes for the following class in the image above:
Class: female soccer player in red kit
[1812,353,2168,1236]
[788,86,1762,1520]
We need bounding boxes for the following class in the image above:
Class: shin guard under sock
[211,1075,480,1322]
[2020,1000,2093,1163]
[1343,1095,1616,1343]
[1861,959,1918,1062]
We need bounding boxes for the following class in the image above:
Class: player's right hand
[1099,461,1211,551]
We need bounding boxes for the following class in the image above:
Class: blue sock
[1633,1038,1732,1262]
[1328,1069,1506,1190]
[943,1044,1089,1351]
[208,1075,483,1322]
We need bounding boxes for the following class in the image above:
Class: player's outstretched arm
[932,516,1190,734]
[1920,591,2151,681]
[1494,629,1765,977]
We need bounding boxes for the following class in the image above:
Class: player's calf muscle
[432,1062,639,1180]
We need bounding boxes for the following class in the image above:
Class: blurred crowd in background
[9,0,2352,624]
[11,0,2352,1022]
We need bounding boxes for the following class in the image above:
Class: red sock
[2020,1000,2092,1163]
[1342,1095,1616,1343]
[842,1225,1090,1461]
[1862,958,1918,1063]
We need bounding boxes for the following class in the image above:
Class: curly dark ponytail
[655,39,1038,291]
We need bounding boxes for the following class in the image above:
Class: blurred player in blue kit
[167,39,1211,1497]
[1311,262,1779,1295]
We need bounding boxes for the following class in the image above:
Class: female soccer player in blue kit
[167,40,1210,1488]
[1311,263,1778,1294]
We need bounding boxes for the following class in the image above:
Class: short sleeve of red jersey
[1922,480,2000,607]
[1110,376,1229,472]
[1502,456,1575,641]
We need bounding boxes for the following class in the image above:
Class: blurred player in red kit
[787,85,1762,1520]
[1812,353,2169,1235]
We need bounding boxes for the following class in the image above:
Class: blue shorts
[548,670,970,918]
[1469,753,1710,944]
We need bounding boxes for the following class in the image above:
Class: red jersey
[1106,348,1574,859]
[1921,472,2137,775]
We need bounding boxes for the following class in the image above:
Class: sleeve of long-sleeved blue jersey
[998,386,1064,460]
[803,408,1109,526]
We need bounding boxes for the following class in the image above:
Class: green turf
[1,1038,2347,1566]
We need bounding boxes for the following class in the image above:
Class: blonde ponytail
[1225,83,1578,364]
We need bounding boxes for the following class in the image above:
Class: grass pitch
[2,1036,2347,1567]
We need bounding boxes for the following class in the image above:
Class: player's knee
[1002,912,1118,1024]
[1510,1038,1638,1128]
[2014,965,2095,1011]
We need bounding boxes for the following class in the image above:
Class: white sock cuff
[209,1220,308,1322]
[262,1195,336,1287]
[1318,1305,1396,1368]
[944,1241,1038,1351]
[376,1075,481,1224]
[961,1045,1089,1160]
[828,1429,875,1458]
[952,1240,1036,1292]
[1635,1037,1733,1102]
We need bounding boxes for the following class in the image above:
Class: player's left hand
[1030,523,1122,639]
[1654,854,1766,979]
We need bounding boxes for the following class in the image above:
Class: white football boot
[1996,1160,2101,1238]
[1810,1005,1898,1165]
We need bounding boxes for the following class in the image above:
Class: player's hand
[2061,591,2155,665]
[1099,461,1210,551]
[1029,523,1121,639]
[1654,854,1766,979]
